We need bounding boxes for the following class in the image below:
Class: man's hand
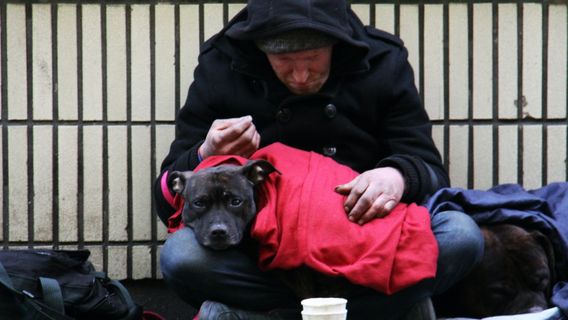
[335,167,405,225]
[199,116,260,159]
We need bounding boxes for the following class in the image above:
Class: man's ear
[168,171,195,194]
[241,160,280,185]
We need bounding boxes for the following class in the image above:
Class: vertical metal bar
[566,3,568,182]
[26,2,34,248]
[394,0,400,38]
[223,1,228,26]
[174,3,180,115]
[541,0,549,185]
[51,0,60,249]
[492,0,499,186]
[1,1,9,249]
[100,0,109,274]
[516,0,524,185]
[125,1,133,281]
[418,0,424,104]
[467,0,474,189]
[76,1,85,250]
[199,0,204,47]
[149,1,158,279]
[369,0,376,27]
[443,0,450,172]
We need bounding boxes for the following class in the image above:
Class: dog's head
[169,159,278,250]
[441,224,555,318]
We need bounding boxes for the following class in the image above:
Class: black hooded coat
[154,0,449,224]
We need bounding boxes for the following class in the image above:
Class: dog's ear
[531,230,556,286]
[241,160,280,185]
[168,171,194,194]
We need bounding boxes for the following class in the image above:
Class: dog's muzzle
[204,224,241,250]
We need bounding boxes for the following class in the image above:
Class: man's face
[266,46,333,95]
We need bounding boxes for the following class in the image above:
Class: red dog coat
[164,143,438,294]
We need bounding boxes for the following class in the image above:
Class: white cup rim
[301,297,347,307]
[301,311,348,315]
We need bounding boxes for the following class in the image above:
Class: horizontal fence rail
[0,1,567,280]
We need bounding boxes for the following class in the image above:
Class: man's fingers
[344,182,368,213]
[252,130,261,149]
[356,209,378,225]
[212,116,251,129]
[384,199,396,212]
[202,116,255,159]
[216,116,253,140]
[239,127,261,158]
[348,193,399,225]
[334,183,350,195]
[345,189,372,222]
[209,116,253,150]
[223,122,259,156]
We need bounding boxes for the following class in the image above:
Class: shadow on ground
[122,279,197,320]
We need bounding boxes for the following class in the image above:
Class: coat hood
[225,0,369,54]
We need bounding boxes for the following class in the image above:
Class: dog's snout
[210,224,229,239]
[527,306,545,313]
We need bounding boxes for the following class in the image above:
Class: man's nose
[292,64,309,83]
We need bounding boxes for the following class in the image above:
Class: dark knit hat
[256,29,338,54]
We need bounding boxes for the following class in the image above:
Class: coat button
[324,104,337,119]
[322,146,337,157]
[276,108,292,123]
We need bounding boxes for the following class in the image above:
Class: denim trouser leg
[160,227,300,310]
[430,210,485,295]
[160,210,484,319]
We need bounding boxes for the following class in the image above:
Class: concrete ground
[122,279,197,320]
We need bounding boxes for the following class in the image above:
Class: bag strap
[39,277,65,315]
[94,273,141,320]
[0,261,72,320]
[0,260,18,294]
[107,279,136,307]
[93,272,136,308]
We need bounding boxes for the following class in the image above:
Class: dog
[169,159,277,251]
[434,223,556,318]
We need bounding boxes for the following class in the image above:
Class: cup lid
[301,298,347,307]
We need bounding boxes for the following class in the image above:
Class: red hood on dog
[164,143,438,295]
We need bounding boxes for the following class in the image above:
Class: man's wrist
[393,167,408,194]
[197,145,205,162]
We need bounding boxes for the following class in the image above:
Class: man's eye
[230,198,243,207]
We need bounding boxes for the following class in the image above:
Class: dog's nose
[210,225,228,239]
[527,306,545,313]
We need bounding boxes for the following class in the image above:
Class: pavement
[122,279,197,320]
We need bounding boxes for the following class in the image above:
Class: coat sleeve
[376,46,450,204]
[153,49,221,224]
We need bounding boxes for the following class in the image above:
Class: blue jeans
[160,210,484,319]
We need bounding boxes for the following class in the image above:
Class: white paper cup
[301,298,347,320]
[301,311,347,320]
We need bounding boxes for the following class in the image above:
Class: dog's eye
[488,284,515,300]
[230,198,243,207]
[192,199,207,208]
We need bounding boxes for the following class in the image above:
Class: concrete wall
[1,1,567,280]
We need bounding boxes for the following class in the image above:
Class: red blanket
[166,143,438,294]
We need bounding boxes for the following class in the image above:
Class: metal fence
[1,0,567,280]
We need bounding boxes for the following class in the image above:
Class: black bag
[0,249,143,320]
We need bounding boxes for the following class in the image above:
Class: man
[154,0,484,319]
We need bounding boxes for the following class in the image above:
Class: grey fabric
[401,298,436,320]
[255,28,337,53]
